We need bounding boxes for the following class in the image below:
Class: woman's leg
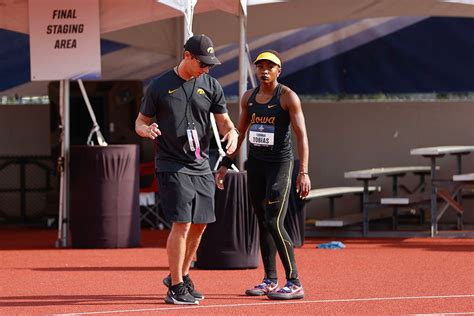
[264,160,299,281]
[247,157,278,281]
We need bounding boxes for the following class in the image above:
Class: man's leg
[182,223,207,275]
[167,222,191,285]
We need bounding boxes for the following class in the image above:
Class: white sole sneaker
[164,295,199,305]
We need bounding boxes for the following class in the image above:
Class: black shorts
[156,172,216,224]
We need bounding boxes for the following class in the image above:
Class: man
[135,34,239,305]
[215,50,310,300]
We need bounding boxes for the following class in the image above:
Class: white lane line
[410,313,474,315]
[52,294,474,315]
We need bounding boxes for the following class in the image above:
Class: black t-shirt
[140,69,228,175]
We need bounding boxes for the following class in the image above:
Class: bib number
[249,124,274,147]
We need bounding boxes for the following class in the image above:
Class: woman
[215,50,311,300]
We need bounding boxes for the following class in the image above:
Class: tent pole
[237,8,248,171]
[64,79,70,247]
[56,79,70,248]
[183,0,194,40]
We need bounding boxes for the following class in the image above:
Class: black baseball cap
[184,34,221,65]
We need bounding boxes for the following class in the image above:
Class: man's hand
[135,113,160,140]
[142,123,161,140]
[214,166,229,190]
[221,128,239,155]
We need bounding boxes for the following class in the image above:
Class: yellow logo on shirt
[250,113,275,125]
[168,88,178,94]
[197,88,205,95]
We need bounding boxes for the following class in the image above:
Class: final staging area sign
[29,0,101,81]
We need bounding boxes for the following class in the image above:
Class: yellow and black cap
[253,50,282,67]
[184,34,221,65]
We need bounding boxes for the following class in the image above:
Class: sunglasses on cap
[191,55,214,69]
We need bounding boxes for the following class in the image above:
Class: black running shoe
[164,282,198,305]
[163,274,205,300]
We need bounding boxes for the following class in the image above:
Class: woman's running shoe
[245,278,279,296]
[267,281,304,300]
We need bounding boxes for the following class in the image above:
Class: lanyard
[182,79,202,159]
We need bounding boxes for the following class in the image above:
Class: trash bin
[70,145,140,248]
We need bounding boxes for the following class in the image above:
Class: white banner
[29,0,101,81]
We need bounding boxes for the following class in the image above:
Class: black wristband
[219,156,233,169]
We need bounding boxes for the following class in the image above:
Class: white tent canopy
[100,0,474,53]
[0,0,247,34]
[1,0,473,97]
[2,0,474,37]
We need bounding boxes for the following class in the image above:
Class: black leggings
[247,157,298,281]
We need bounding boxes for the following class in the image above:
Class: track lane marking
[52,294,474,315]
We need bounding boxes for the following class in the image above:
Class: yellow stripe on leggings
[276,160,294,277]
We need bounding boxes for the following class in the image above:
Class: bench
[380,194,430,206]
[430,172,474,230]
[344,166,436,235]
[453,173,474,182]
[344,166,433,180]
[410,146,474,156]
[315,208,394,227]
[410,146,474,236]
[304,186,380,227]
[306,186,379,199]
[380,194,430,225]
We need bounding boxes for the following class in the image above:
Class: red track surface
[1,228,473,315]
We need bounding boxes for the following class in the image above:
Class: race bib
[249,124,274,147]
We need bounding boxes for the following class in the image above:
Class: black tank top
[247,84,293,162]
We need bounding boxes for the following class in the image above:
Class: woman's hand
[296,173,311,199]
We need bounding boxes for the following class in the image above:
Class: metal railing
[0,156,55,222]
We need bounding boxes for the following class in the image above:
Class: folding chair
[139,162,170,230]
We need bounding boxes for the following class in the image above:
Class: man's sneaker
[245,279,279,296]
[163,274,205,300]
[164,282,198,305]
[267,281,304,300]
